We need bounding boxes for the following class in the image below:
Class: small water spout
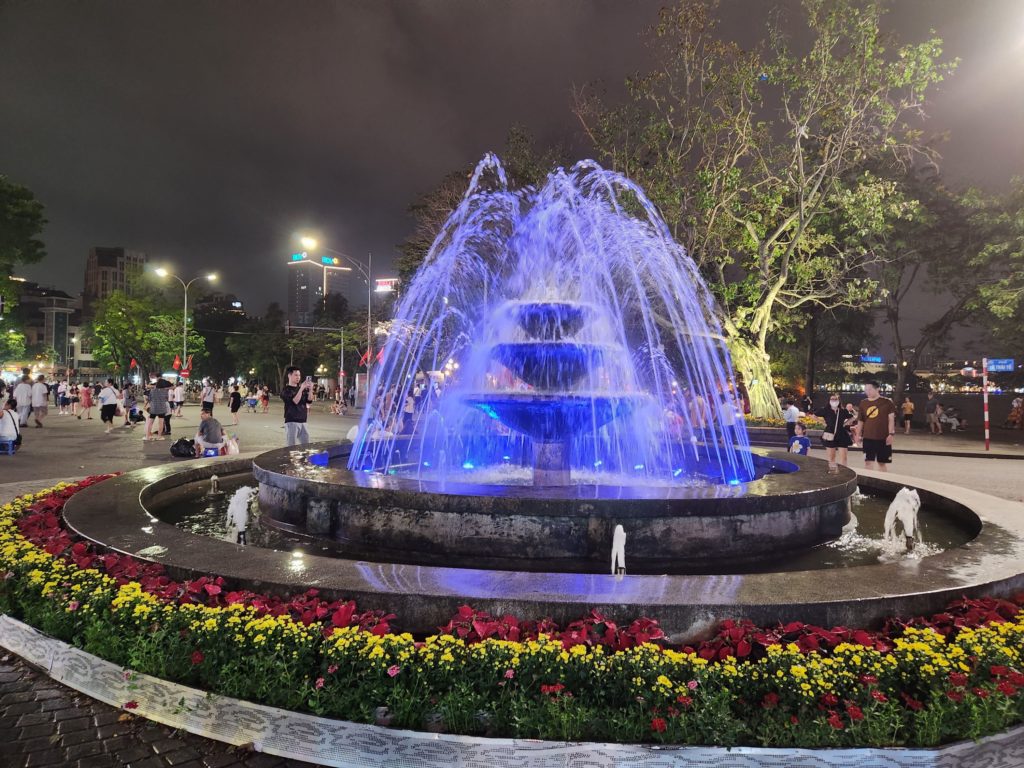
[225,486,257,545]
[883,487,921,553]
[611,524,626,575]
[206,474,225,498]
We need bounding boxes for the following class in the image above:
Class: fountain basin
[462,392,651,443]
[254,442,854,573]
[59,458,1023,641]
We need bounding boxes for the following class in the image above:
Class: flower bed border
[2,614,1023,768]
[4,478,1024,750]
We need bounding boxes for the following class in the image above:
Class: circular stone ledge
[58,458,1024,641]
[1,615,1021,768]
[253,443,857,573]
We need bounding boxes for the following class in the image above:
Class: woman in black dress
[816,393,856,471]
[229,385,242,425]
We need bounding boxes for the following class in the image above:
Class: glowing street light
[153,268,219,371]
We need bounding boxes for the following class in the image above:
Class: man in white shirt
[12,375,32,426]
[173,382,185,416]
[30,375,50,427]
[782,399,801,441]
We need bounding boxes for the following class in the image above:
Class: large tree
[574,0,953,417]
[0,175,47,332]
[88,290,205,377]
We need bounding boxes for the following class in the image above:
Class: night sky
[1,0,1022,354]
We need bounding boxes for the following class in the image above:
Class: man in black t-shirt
[281,366,313,446]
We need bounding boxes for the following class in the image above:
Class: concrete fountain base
[253,443,856,574]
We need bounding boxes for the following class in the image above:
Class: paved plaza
[1,409,1022,766]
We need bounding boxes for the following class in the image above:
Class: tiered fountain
[252,154,854,573]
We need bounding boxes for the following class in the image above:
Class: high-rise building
[286,252,352,327]
[83,247,148,315]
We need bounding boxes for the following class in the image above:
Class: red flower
[973,687,991,699]
[845,704,864,722]
[946,690,964,703]
[820,693,839,707]
[762,692,780,709]
[650,717,667,733]
[870,690,888,703]
[858,674,878,685]
[827,711,844,730]
[123,701,138,710]
[996,681,1018,697]
[675,695,693,708]
[540,683,566,696]
[314,677,325,690]
[990,665,1009,677]
[949,672,968,688]
[190,651,204,665]
[900,692,923,711]
[790,715,799,725]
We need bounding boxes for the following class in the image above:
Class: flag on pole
[129,358,137,369]
[358,348,371,366]
[172,354,182,370]
[375,347,385,363]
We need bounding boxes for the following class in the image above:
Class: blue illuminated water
[349,155,755,487]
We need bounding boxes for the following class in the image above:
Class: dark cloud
[1,0,1021,337]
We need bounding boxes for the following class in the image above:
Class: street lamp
[154,268,217,374]
[297,236,373,377]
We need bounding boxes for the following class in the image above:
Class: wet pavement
[0,653,324,768]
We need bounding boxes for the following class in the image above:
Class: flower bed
[2,477,1024,747]
[745,414,827,429]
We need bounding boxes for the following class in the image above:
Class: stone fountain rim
[251,442,855,515]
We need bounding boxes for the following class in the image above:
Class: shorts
[100,404,118,423]
[902,413,913,424]
[862,438,892,464]
[926,413,938,424]
[33,406,48,417]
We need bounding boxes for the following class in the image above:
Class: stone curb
[2,615,1023,767]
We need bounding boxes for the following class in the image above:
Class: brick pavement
[0,653,325,768]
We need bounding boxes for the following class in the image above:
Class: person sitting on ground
[788,421,811,455]
[194,410,225,456]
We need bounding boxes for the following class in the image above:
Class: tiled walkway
[0,653,324,768]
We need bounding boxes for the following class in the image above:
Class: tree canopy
[574,0,954,416]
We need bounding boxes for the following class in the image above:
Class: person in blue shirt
[789,422,811,455]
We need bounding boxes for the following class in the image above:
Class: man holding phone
[281,366,313,446]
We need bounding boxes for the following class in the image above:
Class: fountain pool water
[349,154,754,489]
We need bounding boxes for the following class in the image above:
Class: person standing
[30,375,49,428]
[816,393,855,472]
[200,380,216,414]
[57,380,68,414]
[858,381,896,473]
[229,384,242,426]
[924,391,941,435]
[900,397,914,435]
[173,381,185,417]
[782,399,801,440]
[144,380,170,440]
[79,382,93,419]
[13,375,32,426]
[97,379,120,434]
[281,366,313,446]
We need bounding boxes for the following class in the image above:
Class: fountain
[62,155,1023,643]
[348,155,755,489]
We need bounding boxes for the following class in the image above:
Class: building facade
[83,247,148,315]
[286,252,352,327]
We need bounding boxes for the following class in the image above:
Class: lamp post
[299,237,373,374]
[154,268,217,374]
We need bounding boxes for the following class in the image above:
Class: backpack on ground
[170,438,195,458]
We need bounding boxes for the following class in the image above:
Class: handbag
[5,410,21,446]
[820,407,841,444]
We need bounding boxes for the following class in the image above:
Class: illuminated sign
[375,277,399,293]
[988,358,1015,372]
[290,252,306,261]
[859,355,883,363]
